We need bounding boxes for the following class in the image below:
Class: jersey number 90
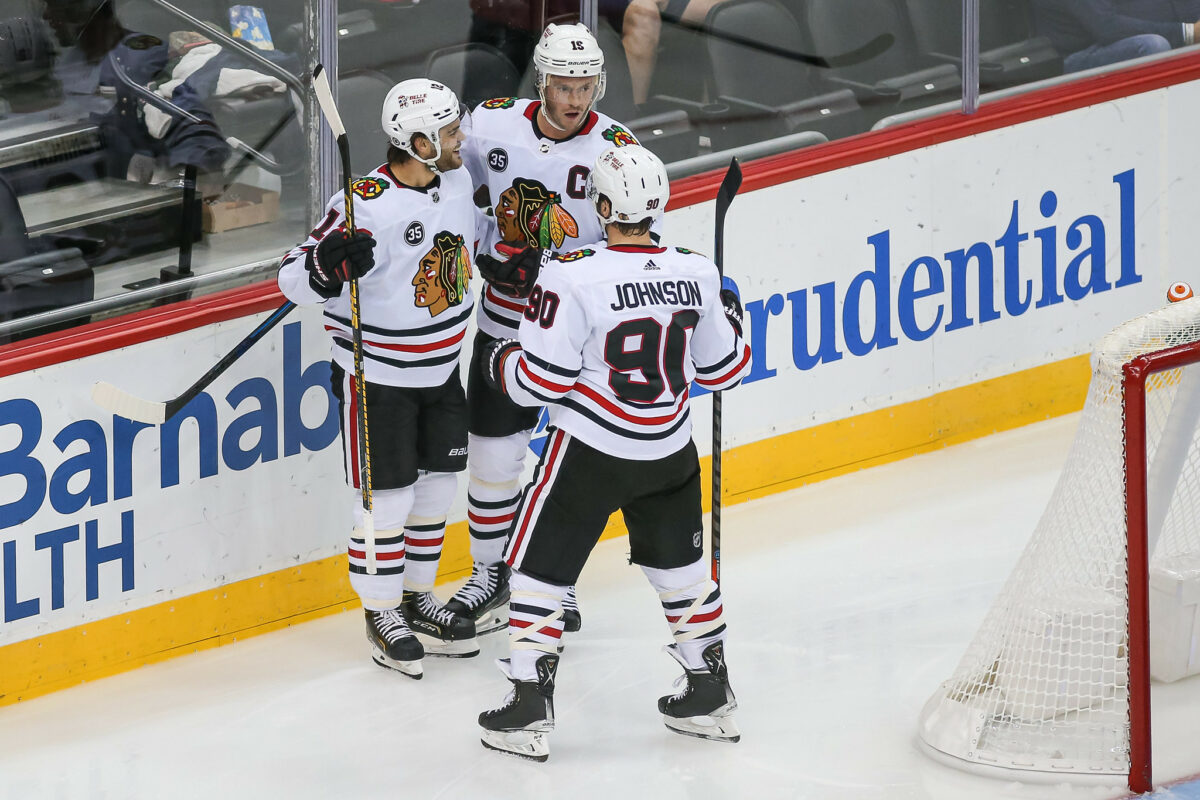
[604,311,699,403]
[524,286,560,328]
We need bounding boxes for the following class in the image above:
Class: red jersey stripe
[666,607,723,624]
[508,618,564,638]
[486,285,529,312]
[348,548,405,561]
[468,511,516,526]
[506,430,566,566]
[695,345,752,388]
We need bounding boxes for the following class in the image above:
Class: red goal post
[918,298,1200,795]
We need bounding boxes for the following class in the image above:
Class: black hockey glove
[481,337,522,393]
[720,286,743,338]
[309,230,377,299]
[477,246,543,298]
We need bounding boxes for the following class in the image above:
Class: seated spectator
[42,0,231,177]
[1032,0,1200,73]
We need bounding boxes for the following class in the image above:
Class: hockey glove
[481,338,522,394]
[720,283,744,338]
[309,230,377,299]
[477,246,543,298]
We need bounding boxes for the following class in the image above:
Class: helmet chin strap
[395,137,443,173]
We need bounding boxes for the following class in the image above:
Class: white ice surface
[2,414,1198,800]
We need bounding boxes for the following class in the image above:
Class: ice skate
[445,562,510,636]
[479,655,559,762]
[561,584,581,632]
[401,590,480,657]
[658,642,740,743]
[364,608,423,679]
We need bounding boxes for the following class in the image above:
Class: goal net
[917,298,1200,793]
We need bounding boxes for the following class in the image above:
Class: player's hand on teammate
[481,338,522,393]
[478,246,543,298]
[720,276,743,337]
[310,230,377,298]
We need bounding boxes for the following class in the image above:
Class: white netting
[918,298,1200,778]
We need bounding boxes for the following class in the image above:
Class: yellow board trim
[0,354,1091,707]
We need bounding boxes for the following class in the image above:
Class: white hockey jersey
[278,163,481,388]
[498,243,752,460]
[461,97,649,337]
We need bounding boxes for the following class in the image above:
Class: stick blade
[717,157,743,210]
[91,382,167,424]
[311,64,346,138]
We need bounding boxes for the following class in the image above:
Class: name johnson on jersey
[610,279,702,310]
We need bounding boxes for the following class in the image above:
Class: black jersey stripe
[349,533,406,547]
[514,369,566,405]
[524,351,581,379]
[661,590,721,610]
[557,397,691,441]
[334,338,460,369]
[482,304,521,329]
[325,302,472,337]
[695,346,739,375]
[468,494,519,509]
[349,563,406,576]
[405,522,445,533]
[510,601,559,617]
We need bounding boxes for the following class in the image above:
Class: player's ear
[412,133,434,159]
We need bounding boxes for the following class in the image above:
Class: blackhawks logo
[495,177,579,250]
[413,231,472,317]
[553,248,595,263]
[482,97,517,110]
[351,177,388,200]
[602,125,638,147]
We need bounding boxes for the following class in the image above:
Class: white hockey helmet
[533,23,606,108]
[587,145,668,227]
[381,78,462,168]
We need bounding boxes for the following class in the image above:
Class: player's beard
[435,143,463,172]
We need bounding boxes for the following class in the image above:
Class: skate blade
[371,652,423,679]
[416,633,480,658]
[474,608,509,636]
[480,729,549,762]
[663,711,740,743]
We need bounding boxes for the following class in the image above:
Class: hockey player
[449,21,653,637]
[476,145,751,760]
[278,79,481,679]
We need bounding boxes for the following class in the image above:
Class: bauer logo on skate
[0,322,339,626]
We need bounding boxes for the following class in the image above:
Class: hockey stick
[313,64,378,575]
[91,301,296,424]
[711,157,743,586]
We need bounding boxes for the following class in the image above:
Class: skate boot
[658,641,740,743]
[444,562,510,636]
[364,608,423,679]
[561,584,581,633]
[400,590,479,657]
[479,655,559,762]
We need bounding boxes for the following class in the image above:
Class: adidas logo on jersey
[644,260,659,270]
